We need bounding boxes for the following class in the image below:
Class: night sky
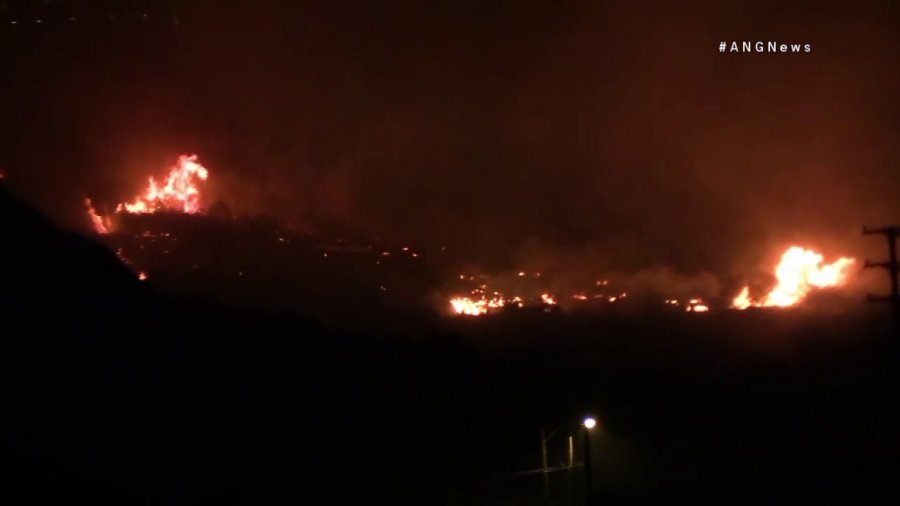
[2,0,898,278]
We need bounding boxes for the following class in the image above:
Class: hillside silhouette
[1,186,898,504]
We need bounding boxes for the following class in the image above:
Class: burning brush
[446,245,856,317]
[86,154,210,234]
[732,246,855,309]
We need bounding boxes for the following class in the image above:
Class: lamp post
[540,417,597,505]
[582,417,596,505]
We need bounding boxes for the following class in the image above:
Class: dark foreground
[2,188,898,504]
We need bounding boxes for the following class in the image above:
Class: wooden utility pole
[540,428,550,504]
[582,428,592,506]
[567,432,574,506]
[863,226,900,330]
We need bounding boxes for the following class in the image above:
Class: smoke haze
[2,1,897,286]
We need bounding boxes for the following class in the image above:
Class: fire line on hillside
[84,156,857,316]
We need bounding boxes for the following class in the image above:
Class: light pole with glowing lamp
[540,425,573,503]
[539,416,597,505]
[582,417,597,505]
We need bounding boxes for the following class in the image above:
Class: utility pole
[567,432,574,506]
[863,226,900,331]
[540,428,550,504]
[536,419,595,505]
[583,427,592,506]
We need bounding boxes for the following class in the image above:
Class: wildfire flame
[732,246,855,309]
[85,154,210,234]
[448,289,562,316]
[449,295,506,316]
[117,154,209,214]
[85,198,111,235]
[665,298,709,312]
[686,298,709,312]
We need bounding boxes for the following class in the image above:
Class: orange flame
[687,299,710,312]
[732,287,754,310]
[117,154,209,214]
[85,154,210,234]
[448,288,566,316]
[450,295,506,316]
[733,246,855,309]
[85,198,111,234]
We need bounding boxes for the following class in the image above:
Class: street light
[582,417,596,505]
[539,417,598,505]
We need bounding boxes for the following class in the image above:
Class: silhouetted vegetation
[2,187,897,504]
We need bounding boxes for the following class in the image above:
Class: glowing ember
[732,246,855,309]
[85,198,111,234]
[138,272,148,281]
[450,295,506,316]
[446,271,635,317]
[687,298,708,312]
[670,298,710,312]
[686,298,710,312]
[117,154,209,214]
